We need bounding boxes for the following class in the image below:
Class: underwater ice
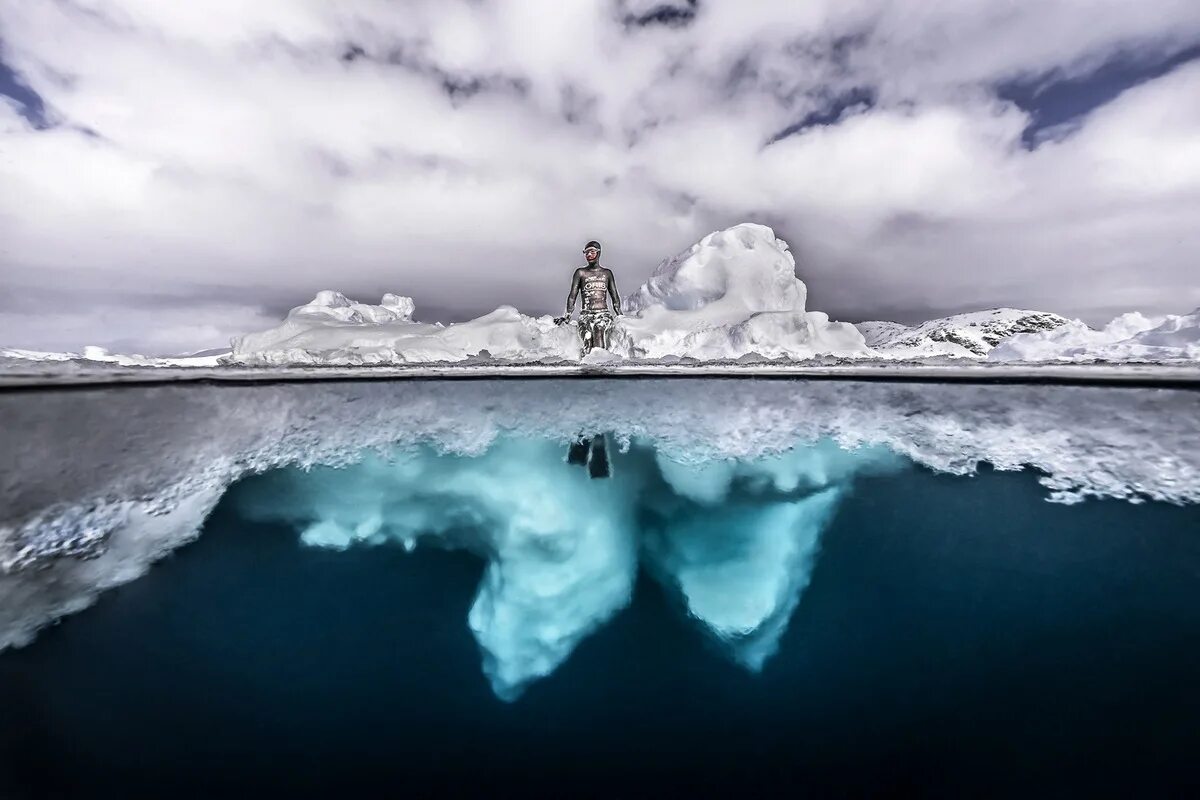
[2,379,1198,698]
[235,437,903,699]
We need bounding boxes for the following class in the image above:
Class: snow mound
[859,309,1071,359]
[230,293,581,365]
[989,309,1200,362]
[612,223,871,360]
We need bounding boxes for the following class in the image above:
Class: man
[556,240,621,354]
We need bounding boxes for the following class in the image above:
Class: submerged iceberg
[989,309,1200,362]
[3,379,1198,700]
[228,224,872,365]
[235,437,902,699]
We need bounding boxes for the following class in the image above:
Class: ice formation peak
[625,223,806,317]
[614,223,867,361]
[289,291,416,324]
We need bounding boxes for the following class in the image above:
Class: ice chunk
[612,224,872,361]
[230,296,581,365]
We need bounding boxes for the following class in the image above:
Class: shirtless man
[556,240,621,354]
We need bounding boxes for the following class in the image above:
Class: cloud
[1,0,1199,350]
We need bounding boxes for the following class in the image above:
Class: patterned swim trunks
[578,310,615,334]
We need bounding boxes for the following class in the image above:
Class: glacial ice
[227,223,874,365]
[2,380,1198,699]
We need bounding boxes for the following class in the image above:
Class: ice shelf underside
[2,361,1200,390]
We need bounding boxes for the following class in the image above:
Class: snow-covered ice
[220,222,1196,366]
[2,379,1197,699]
[989,309,1200,362]
[0,345,228,368]
[4,223,1196,366]
[857,308,1070,359]
[230,291,582,365]
[227,224,874,365]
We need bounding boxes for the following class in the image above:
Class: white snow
[989,309,1200,362]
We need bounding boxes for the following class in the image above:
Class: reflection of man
[556,240,621,354]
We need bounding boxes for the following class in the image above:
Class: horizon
[2,2,1200,354]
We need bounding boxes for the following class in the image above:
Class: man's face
[583,246,600,264]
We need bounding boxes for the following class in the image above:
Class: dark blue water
[3,463,1199,798]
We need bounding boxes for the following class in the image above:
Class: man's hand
[553,315,569,326]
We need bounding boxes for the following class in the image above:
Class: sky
[1,0,1199,355]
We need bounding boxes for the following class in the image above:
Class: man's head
[583,241,601,265]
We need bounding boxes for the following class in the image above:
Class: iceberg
[611,223,871,361]
[989,309,1200,363]
[227,224,872,365]
[232,438,898,699]
[3,379,1198,700]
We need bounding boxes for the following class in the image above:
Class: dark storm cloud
[1,0,1200,353]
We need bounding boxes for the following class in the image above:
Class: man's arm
[607,269,622,315]
[564,268,582,317]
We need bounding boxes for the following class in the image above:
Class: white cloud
[1,0,1199,351]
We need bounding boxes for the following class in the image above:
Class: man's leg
[587,434,610,479]
[566,436,590,465]
[580,318,594,354]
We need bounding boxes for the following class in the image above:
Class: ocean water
[1,378,1198,797]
